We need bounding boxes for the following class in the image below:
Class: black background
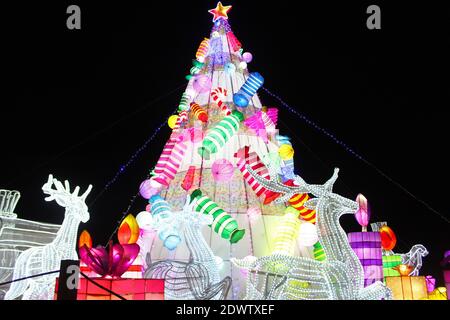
[2,1,449,286]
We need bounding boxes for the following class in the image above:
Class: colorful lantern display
[192,74,212,93]
[78,230,93,249]
[178,92,191,111]
[211,159,234,182]
[234,145,280,204]
[385,276,428,300]
[195,38,210,62]
[152,135,187,187]
[79,240,141,278]
[383,254,403,277]
[233,72,264,108]
[348,232,384,287]
[198,110,244,160]
[55,278,165,300]
[313,242,326,261]
[190,189,245,243]
[379,225,397,251]
[278,144,294,160]
[181,166,196,192]
[211,87,231,115]
[284,180,316,224]
[272,206,301,256]
[355,194,370,231]
[190,102,209,123]
[118,214,140,245]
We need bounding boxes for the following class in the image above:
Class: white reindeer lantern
[5,175,92,300]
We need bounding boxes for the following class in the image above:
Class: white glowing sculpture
[401,244,428,276]
[231,165,392,300]
[145,195,231,300]
[1,190,61,299]
[4,175,92,300]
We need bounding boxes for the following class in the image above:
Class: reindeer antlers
[42,174,93,202]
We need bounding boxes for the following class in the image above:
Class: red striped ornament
[234,146,280,204]
[284,179,316,224]
[211,87,231,115]
[195,38,209,62]
[172,110,188,131]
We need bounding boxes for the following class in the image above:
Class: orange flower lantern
[379,225,397,251]
[118,214,140,245]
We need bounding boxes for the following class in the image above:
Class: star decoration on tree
[208,2,232,22]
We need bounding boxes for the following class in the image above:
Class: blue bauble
[233,93,249,108]
[164,235,181,251]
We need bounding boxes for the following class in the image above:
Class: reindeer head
[42,174,92,223]
[246,164,358,219]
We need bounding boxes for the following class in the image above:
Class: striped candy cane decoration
[261,108,276,133]
[172,110,188,131]
[152,134,188,187]
[198,110,244,160]
[284,179,316,224]
[195,38,209,62]
[190,102,208,123]
[190,189,245,243]
[226,31,242,52]
[234,146,280,204]
[211,87,231,115]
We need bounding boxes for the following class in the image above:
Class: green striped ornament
[190,189,245,243]
[198,110,244,160]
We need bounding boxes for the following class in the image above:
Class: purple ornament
[139,179,155,199]
[355,194,370,228]
[242,52,253,63]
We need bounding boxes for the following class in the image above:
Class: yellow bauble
[168,115,179,129]
[279,144,294,160]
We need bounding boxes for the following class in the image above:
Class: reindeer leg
[4,250,33,300]
[358,281,393,300]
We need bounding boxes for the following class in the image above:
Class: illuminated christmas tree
[137,2,323,299]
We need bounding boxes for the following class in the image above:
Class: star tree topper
[208,2,232,22]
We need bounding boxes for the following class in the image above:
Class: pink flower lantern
[192,74,212,93]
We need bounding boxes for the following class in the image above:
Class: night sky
[2,1,449,286]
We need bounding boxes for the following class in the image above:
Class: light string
[262,86,449,225]
[101,107,177,246]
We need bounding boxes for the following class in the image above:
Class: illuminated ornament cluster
[144,196,231,300]
[233,168,392,300]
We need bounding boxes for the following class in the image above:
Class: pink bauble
[211,159,234,182]
[192,75,212,93]
[242,52,253,63]
[145,204,151,212]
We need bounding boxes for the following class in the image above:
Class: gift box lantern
[385,276,428,300]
